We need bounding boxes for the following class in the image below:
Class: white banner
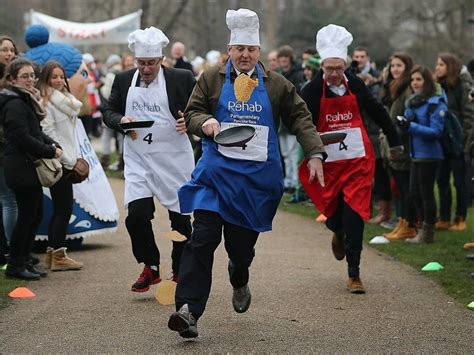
[30,9,142,45]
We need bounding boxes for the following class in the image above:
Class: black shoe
[26,264,48,277]
[26,254,40,266]
[5,264,41,280]
[331,231,346,261]
[131,266,161,292]
[232,284,251,313]
[168,304,198,338]
[0,254,7,266]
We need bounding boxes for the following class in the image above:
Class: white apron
[123,69,194,212]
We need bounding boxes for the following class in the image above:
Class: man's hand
[176,110,187,134]
[120,116,136,123]
[307,157,325,187]
[202,118,221,137]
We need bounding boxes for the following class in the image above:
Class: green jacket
[184,61,326,159]
[443,70,474,155]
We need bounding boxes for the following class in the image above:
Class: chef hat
[206,50,221,66]
[226,8,260,46]
[316,24,353,63]
[128,26,169,58]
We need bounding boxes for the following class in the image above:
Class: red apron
[300,79,375,220]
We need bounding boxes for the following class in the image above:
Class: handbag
[66,157,89,184]
[34,158,63,187]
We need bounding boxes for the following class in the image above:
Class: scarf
[10,84,46,121]
[47,88,82,117]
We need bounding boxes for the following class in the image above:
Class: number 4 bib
[324,127,366,162]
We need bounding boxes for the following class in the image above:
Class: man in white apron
[168,9,326,338]
[103,27,196,293]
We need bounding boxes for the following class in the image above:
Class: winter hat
[105,54,121,68]
[316,24,353,63]
[24,24,82,78]
[128,27,169,58]
[226,8,260,46]
[206,50,221,66]
[305,55,321,71]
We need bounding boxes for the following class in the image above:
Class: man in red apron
[168,9,326,338]
[103,27,196,293]
[300,25,401,294]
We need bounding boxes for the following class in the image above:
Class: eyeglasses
[136,58,162,67]
[18,73,36,80]
[323,66,345,74]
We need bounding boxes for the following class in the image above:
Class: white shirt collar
[234,66,255,77]
[140,70,160,88]
[323,73,348,96]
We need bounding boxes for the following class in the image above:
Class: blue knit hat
[24,25,83,78]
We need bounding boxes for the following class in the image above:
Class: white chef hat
[206,50,221,66]
[226,8,260,46]
[128,26,169,58]
[316,24,353,63]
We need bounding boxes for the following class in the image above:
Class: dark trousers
[9,187,43,262]
[125,197,191,273]
[391,169,417,225]
[175,209,259,320]
[436,155,468,220]
[409,161,440,225]
[373,158,392,201]
[326,195,364,278]
[48,174,73,249]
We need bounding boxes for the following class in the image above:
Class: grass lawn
[279,193,474,307]
[0,269,27,309]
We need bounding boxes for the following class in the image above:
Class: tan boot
[386,223,417,241]
[347,277,365,294]
[449,216,466,232]
[383,218,404,239]
[369,200,391,225]
[44,247,53,269]
[435,220,451,230]
[51,247,83,271]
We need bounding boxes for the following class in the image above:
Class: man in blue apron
[168,8,326,338]
[103,27,196,293]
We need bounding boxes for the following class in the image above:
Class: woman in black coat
[0,58,63,280]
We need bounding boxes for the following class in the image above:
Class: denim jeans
[0,167,18,244]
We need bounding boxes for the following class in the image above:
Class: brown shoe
[44,247,53,269]
[386,225,417,241]
[435,220,451,230]
[463,242,474,250]
[347,277,365,294]
[449,216,466,232]
[51,247,83,271]
[331,232,345,261]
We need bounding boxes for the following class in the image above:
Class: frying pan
[319,132,347,145]
[214,125,256,149]
[119,120,155,130]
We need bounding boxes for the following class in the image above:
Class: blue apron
[178,61,283,232]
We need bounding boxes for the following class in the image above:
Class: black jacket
[103,66,196,133]
[0,87,56,189]
[301,70,400,148]
[174,57,194,73]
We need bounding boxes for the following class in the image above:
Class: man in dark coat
[103,27,196,294]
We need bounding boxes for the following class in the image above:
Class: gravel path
[1,178,472,353]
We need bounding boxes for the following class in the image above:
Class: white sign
[30,9,142,45]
